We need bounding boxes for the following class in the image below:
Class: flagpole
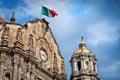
[41,4,43,19]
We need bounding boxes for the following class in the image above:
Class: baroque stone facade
[70,37,99,80]
[0,18,66,80]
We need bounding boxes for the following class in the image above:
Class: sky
[0,0,120,80]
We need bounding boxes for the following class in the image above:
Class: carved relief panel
[4,55,12,69]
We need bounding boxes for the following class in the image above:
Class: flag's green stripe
[42,6,49,16]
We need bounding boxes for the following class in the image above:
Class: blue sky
[0,0,120,80]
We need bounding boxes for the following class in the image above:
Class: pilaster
[13,54,19,80]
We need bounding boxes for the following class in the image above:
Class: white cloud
[87,20,119,45]
[99,60,120,78]
[0,0,119,45]
[1,0,119,46]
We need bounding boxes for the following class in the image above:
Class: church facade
[0,15,66,80]
[70,37,99,80]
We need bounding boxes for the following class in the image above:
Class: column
[17,68,21,80]
[90,61,93,71]
[74,61,78,71]
[13,54,19,80]
[81,60,84,70]
[30,73,34,80]
[90,57,93,71]
[27,62,31,80]
[27,72,30,80]
[0,52,6,80]
[95,64,97,73]
[31,65,35,80]
[13,63,18,80]
[72,62,74,72]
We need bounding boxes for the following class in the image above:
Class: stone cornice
[36,66,53,79]
[0,47,10,52]
[4,22,23,27]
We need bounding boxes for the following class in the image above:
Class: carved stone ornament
[1,27,9,46]
[13,54,19,64]
[19,57,24,67]
[19,57,27,76]
[5,58,12,69]
[31,65,35,73]
[4,72,11,80]
[41,24,45,37]
[61,61,65,72]
[16,28,22,42]
[53,53,57,65]
[28,34,34,50]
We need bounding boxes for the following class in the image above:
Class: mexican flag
[41,6,58,17]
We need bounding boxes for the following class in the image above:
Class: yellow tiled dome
[75,36,90,54]
[75,48,90,54]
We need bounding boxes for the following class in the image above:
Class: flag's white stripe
[48,9,54,17]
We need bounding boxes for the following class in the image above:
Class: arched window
[21,78,24,80]
[77,61,81,71]
[93,63,96,71]
[5,73,10,80]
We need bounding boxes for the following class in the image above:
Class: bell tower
[70,36,99,80]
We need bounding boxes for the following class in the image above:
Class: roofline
[24,18,64,59]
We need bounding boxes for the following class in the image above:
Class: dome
[0,17,6,23]
[74,36,90,54]
[75,48,90,54]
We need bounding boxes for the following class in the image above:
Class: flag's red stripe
[49,10,58,17]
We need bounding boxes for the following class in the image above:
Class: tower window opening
[93,63,96,71]
[77,61,81,71]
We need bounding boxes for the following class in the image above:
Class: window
[21,78,24,80]
[5,73,10,80]
[85,61,89,70]
[93,63,96,71]
[77,61,81,71]
[37,78,42,80]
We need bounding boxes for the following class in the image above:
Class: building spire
[79,36,86,49]
[10,12,15,23]
[81,36,83,41]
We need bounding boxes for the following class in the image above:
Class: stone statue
[16,28,22,42]
[28,34,34,49]
[1,27,9,41]
[1,27,9,46]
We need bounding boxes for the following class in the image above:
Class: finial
[81,36,84,41]
[10,12,15,22]
[79,36,86,49]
